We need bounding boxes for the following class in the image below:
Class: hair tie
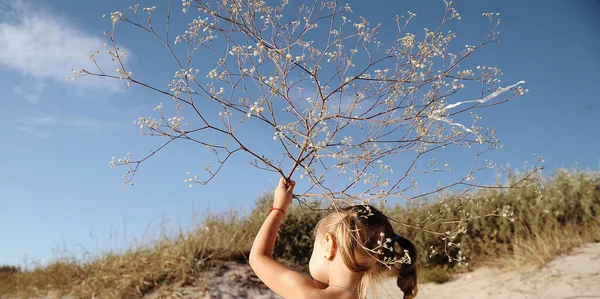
[394,233,402,242]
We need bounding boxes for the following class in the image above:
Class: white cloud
[0,0,129,91]
[17,126,51,139]
[29,115,57,125]
[12,82,46,104]
[67,118,121,133]
[26,115,121,135]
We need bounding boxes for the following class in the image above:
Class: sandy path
[375,242,600,299]
[143,242,600,299]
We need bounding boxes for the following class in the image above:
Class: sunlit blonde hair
[315,205,418,299]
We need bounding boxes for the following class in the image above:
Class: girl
[249,178,418,299]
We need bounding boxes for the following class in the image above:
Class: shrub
[1,169,598,298]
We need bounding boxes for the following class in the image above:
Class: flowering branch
[76,0,542,265]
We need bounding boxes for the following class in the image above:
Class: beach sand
[375,242,600,299]
[143,242,600,299]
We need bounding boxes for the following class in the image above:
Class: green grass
[1,169,599,298]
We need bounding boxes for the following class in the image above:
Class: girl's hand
[273,177,295,212]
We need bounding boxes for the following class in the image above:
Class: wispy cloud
[14,147,29,153]
[0,0,129,91]
[67,118,122,133]
[26,115,121,135]
[12,82,46,104]
[17,126,51,139]
[29,115,58,125]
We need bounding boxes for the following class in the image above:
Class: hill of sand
[142,242,600,299]
[376,242,600,299]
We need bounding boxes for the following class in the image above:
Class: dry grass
[0,211,256,298]
[0,199,320,298]
[1,169,598,298]
[390,169,600,278]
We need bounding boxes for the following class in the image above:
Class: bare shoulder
[272,273,356,299]
[295,284,358,299]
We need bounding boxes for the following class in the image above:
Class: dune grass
[1,169,599,297]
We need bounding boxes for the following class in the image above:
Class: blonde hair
[315,205,418,299]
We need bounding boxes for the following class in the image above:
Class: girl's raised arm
[249,178,318,299]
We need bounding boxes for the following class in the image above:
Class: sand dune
[143,242,600,299]
[375,242,600,299]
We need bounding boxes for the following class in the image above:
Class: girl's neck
[328,283,358,295]
[327,259,363,296]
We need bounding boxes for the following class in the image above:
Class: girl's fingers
[279,177,287,187]
[278,177,295,191]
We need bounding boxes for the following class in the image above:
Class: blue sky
[0,0,599,267]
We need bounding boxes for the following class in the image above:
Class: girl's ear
[323,233,337,259]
